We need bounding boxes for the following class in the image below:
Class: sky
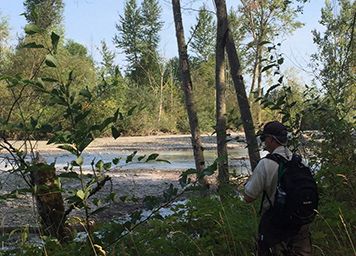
[0,0,326,82]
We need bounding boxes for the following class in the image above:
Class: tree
[214,0,261,170]
[311,0,355,120]
[0,13,10,74]
[114,0,163,83]
[238,0,304,124]
[141,0,163,54]
[190,5,216,62]
[172,0,206,186]
[99,40,119,78]
[114,0,142,76]
[23,0,64,30]
[215,1,229,186]
[310,0,355,167]
[64,39,88,57]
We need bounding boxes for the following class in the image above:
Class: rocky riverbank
[0,134,249,229]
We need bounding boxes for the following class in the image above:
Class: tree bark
[30,162,69,242]
[215,0,261,170]
[256,47,263,124]
[172,0,206,183]
[215,0,229,185]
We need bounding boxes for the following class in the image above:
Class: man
[244,121,312,256]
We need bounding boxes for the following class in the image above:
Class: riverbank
[0,134,250,229]
[5,133,246,152]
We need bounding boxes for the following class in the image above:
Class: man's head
[260,121,288,152]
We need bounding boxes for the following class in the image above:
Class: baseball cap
[260,121,288,145]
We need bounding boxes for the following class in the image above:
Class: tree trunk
[172,0,206,184]
[214,0,261,170]
[158,69,164,122]
[215,0,229,186]
[30,162,69,242]
[249,50,258,100]
[256,48,263,124]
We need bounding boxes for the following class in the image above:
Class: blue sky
[1,0,325,83]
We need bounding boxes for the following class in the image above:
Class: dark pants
[257,213,312,256]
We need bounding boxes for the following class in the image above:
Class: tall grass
[1,185,355,255]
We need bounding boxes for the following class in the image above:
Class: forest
[0,0,355,255]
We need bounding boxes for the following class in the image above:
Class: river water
[40,147,249,171]
[0,135,258,174]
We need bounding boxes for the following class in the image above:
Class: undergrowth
[1,188,355,255]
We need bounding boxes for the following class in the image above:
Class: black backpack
[262,153,319,229]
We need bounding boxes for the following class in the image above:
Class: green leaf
[126,151,137,163]
[137,155,146,161]
[79,87,92,100]
[75,156,84,165]
[127,106,137,116]
[38,124,53,133]
[163,184,178,202]
[30,117,38,128]
[68,70,74,81]
[58,172,80,179]
[93,198,101,206]
[105,192,116,202]
[111,126,121,139]
[258,40,271,46]
[278,75,284,84]
[58,144,77,155]
[277,57,284,65]
[45,54,58,68]
[76,190,86,200]
[95,160,104,171]
[91,206,108,215]
[146,153,159,162]
[22,42,44,49]
[199,161,217,178]
[261,64,276,73]
[266,84,282,96]
[179,168,196,187]
[74,110,91,123]
[35,78,45,89]
[42,77,58,82]
[103,162,112,170]
[143,196,161,210]
[51,32,60,52]
[24,24,41,35]
[267,45,276,51]
[113,108,121,121]
[156,159,171,164]
[119,196,127,202]
[112,157,121,165]
[130,210,143,223]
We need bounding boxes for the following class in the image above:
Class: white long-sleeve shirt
[244,146,292,213]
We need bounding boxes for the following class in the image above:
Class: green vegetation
[0,0,355,255]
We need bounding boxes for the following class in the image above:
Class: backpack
[262,153,319,229]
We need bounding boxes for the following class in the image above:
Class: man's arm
[243,159,266,203]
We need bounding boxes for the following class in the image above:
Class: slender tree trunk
[215,1,229,186]
[256,49,263,124]
[249,51,258,100]
[172,0,206,184]
[158,69,164,122]
[215,0,261,170]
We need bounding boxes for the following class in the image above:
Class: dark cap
[261,121,288,145]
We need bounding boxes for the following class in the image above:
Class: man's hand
[243,192,255,203]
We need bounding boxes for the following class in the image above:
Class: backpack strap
[265,153,288,181]
[258,154,287,215]
[259,191,273,215]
